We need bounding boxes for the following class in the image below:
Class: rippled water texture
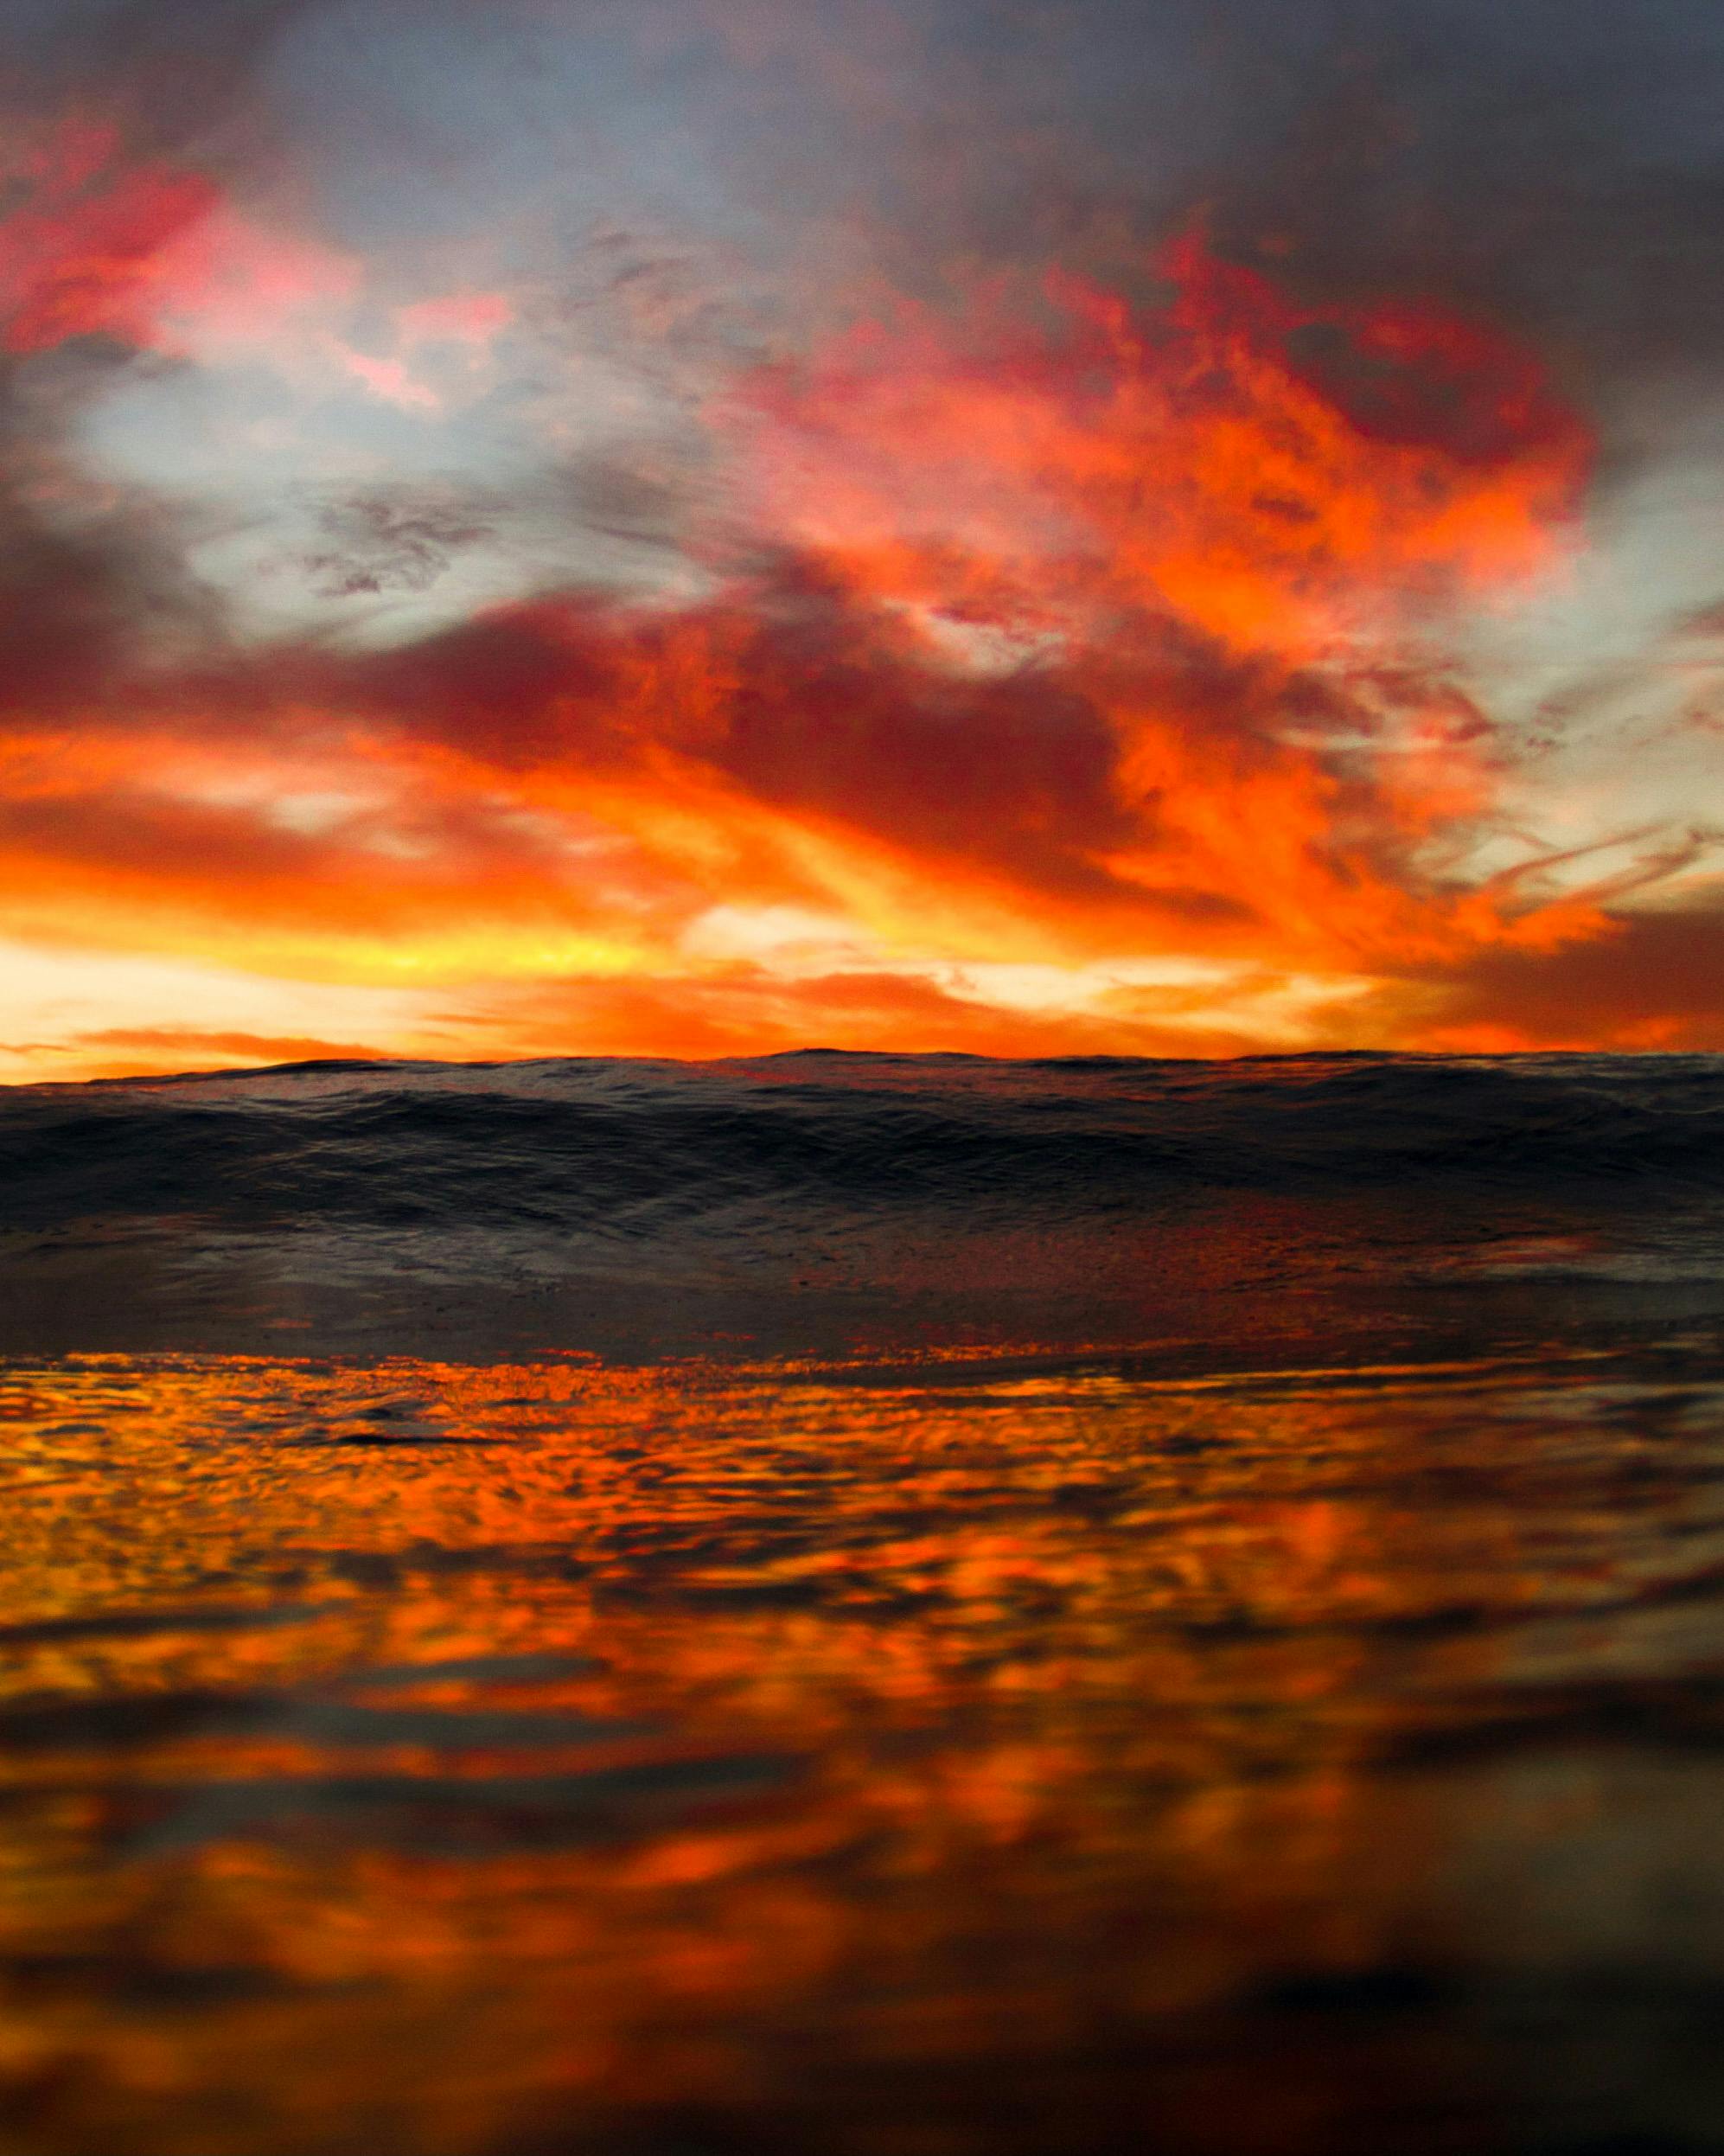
[4,1055,1724,2153]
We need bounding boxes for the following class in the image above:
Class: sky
[2,0,1723,1079]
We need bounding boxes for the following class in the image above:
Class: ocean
[3,1051,1724,2154]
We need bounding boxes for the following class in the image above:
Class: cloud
[1400,889,1724,1050]
[22,1026,386,1072]
[0,0,1718,1068]
[440,963,1280,1065]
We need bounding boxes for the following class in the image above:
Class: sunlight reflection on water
[3,1343,1724,2153]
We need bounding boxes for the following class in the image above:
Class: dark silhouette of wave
[5,1050,1723,1237]
[4,1051,1722,1358]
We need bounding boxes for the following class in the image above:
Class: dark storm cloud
[919,0,1724,454]
[1192,1,1724,420]
[0,469,213,722]
[587,0,1724,443]
[0,0,310,146]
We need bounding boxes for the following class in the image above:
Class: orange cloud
[1385,891,1724,1052]
[3,189,1705,1075]
[437,964,1280,1065]
[19,1027,387,1075]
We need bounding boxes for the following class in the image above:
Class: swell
[2,1049,1721,1241]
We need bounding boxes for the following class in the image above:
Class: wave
[4,1051,1723,1359]
[4,1050,1724,1239]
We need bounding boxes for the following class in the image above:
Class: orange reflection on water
[3,1347,1724,2153]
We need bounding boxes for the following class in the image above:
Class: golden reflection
[2,1348,1723,2153]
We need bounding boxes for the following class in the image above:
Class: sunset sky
[3,0,1723,1079]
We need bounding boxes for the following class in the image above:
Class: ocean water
[3,1052,1724,2154]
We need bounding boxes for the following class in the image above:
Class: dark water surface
[3,1052,1724,2153]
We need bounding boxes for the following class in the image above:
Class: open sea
[4,1050,1724,2155]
